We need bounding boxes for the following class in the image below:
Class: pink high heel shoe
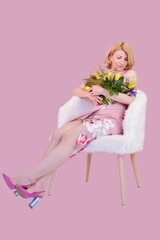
[16,184,45,209]
[2,173,34,196]
[28,197,41,209]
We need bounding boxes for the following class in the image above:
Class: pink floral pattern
[70,118,115,158]
[69,102,126,158]
[76,133,88,146]
[83,118,115,138]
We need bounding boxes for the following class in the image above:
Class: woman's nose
[119,59,125,65]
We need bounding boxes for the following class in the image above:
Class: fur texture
[57,90,147,154]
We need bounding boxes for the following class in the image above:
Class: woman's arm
[91,70,138,105]
[73,70,137,105]
[72,83,88,98]
[104,91,135,105]
[112,69,137,105]
[90,86,135,105]
[72,83,102,105]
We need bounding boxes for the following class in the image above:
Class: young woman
[2,41,137,206]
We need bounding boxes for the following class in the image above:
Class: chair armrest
[57,96,95,128]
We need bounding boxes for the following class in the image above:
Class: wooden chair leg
[85,153,92,182]
[117,154,125,206]
[130,153,141,188]
[48,171,57,196]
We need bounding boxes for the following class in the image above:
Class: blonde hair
[104,41,135,70]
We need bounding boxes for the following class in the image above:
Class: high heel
[15,184,45,199]
[2,173,19,196]
[28,197,41,209]
[16,184,45,209]
[29,171,57,208]
[2,173,34,196]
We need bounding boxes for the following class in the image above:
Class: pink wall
[0,0,159,239]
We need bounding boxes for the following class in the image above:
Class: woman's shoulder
[124,69,137,84]
[125,68,136,74]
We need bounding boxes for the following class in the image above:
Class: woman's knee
[50,120,82,143]
[61,123,83,143]
[60,131,71,142]
[50,129,62,142]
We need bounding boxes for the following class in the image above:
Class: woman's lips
[118,65,124,68]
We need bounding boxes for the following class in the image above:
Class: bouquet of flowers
[84,66,136,105]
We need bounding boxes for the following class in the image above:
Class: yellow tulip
[107,71,113,79]
[114,73,121,81]
[90,73,100,79]
[128,82,136,89]
[95,73,100,79]
[84,86,92,91]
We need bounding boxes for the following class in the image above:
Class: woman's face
[110,50,128,71]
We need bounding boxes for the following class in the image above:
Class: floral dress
[70,102,126,158]
[69,69,137,158]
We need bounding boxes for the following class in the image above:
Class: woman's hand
[73,84,106,105]
[85,90,102,105]
[73,83,136,106]
[90,85,109,98]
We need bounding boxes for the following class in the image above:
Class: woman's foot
[27,180,46,196]
[17,175,50,198]
[10,173,36,187]
[2,173,34,191]
[16,184,45,199]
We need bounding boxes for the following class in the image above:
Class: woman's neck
[110,68,127,75]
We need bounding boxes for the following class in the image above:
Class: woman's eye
[117,56,128,61]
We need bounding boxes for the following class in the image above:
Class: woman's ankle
[27,177,49,194]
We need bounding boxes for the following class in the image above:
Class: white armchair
[49,90,147,205]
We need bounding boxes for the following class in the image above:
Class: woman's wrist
[73,88,89,98]
[102,89,110,98]
[81,89,90,98]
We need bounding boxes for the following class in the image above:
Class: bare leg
[27,120,82,193]
[29,121,83,182]
[31,121,82,190]
[11,120,83,190]
[43,120,82,158]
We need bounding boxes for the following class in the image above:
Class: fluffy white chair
[49,90,147,205]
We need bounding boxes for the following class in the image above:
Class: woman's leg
[11,120,83,189]
[26,120,83,193]
[43,120,83,158]
[28,120,83,182]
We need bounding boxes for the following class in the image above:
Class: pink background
[0,0,159,239]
